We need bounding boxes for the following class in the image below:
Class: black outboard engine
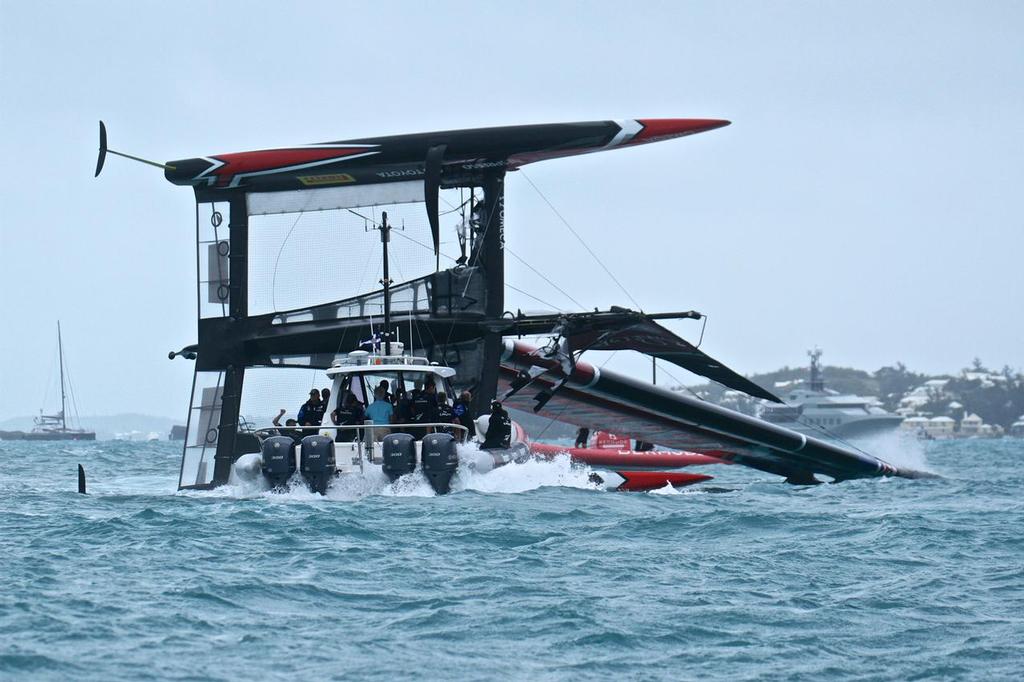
[261,436,297,490]
[421,433,459,495]
[381,433,416,482]
[299,435,336,495]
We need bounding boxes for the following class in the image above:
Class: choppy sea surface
[1,436,1022,681]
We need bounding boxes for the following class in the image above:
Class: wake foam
[211,450,599,502]
[851,430,934,474]
[454,453,598,494]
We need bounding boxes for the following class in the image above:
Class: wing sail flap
[566,317,781,403]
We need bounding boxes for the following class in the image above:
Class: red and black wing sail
[162,119,730,192]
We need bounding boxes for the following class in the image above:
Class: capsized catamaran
[95,117,933,494]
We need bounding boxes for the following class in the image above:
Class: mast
[808,348,824,392]
[380,211,393,356]
[57,321,67,431]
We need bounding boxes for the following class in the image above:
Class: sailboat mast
[380,212,392,356]
[57,321,67,431]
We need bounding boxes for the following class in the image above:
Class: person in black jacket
[481,401,512,450]
[436,392,454,435]
[297,389,326,426]
[331,391,366,442]
[392,388,413,435]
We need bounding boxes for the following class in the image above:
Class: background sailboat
[0,322,95,441]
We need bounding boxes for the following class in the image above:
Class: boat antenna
[94,121,176,177]
[379,212,393,356]
[58,321,67,431]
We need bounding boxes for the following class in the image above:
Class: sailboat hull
[0,430,96,441]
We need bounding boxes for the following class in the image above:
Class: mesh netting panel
[248,190,468,316]
[238,367,334,429]
[197,201,233,320]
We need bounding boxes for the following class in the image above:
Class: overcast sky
[1,1,1021,421]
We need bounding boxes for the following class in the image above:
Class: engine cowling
[421,432,459,495]
[381,433,416,482]
[260,436,296,490]
[299,435,336,495]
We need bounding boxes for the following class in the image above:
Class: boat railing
[250,421,470,442]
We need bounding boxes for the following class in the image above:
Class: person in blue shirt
[365,385,394,440]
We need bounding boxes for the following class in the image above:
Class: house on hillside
[928,416,956,438]
[1011,415,1024,438]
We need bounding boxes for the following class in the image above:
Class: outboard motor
[421,432,459,495]
[261,436,297,490]
[381,433,416,482]
[299,435,336,495]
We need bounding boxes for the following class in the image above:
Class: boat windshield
[334,370,451,407]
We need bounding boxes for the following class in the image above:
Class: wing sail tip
[94,120,107,177]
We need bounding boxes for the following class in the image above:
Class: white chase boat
[243,344,528,495]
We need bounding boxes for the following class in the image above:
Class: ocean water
[1,437,1022,681]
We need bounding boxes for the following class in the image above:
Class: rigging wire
[519,169,644,311]
[503,283,560,311]
[388,228,560,310]
[64,355,83,429]
[533,350,620,440]
[651,359,706,402]
[505,246,586,311]
[270,208,309,312]
[270,191,320,311]
[39,335,58,417]
[792,414,875,459]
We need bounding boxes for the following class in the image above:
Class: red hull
[614,470,712,491]
[529,442,725,470]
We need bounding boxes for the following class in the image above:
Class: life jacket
[452,399,476,438]
[411,391,438,423]
[333,404,365,426]
[393,396,413,432]
[481,411,512,450]
[298,400,326,426]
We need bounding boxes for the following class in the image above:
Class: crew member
[481,401,512,450]
[410,382,439,439]
[331,391,365,442]
[271,408,304,445]
[436,392,454,435]
[392,389,413,435]
[365,386,394,440]
[575,427,590,449]
[452,390,476,440]
[297,389,326,426]
[375,380,393,403]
